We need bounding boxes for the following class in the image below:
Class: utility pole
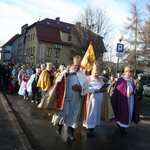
[116,35,124,76]
[134,20,138,77]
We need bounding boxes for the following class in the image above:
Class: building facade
[24,17,74,68]
[1,17,106,69]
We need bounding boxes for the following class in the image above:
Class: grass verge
[140,96,150,105]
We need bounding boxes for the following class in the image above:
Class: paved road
[0,91,150,150]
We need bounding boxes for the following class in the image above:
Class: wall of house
[3,45,11,62]
[24,26,73,68]
[38,42,72,68]
[24,27,38,66]
[60,31,72,43]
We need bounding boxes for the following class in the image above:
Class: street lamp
[116,35,124,75]
[118,35,123,43]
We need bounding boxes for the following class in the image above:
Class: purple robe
[111,77,140,125]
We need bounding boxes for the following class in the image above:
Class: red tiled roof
[31,18,74,44]
[38,18,74,33]
[36,25,62,43]
[27,18,105,50]
[1,34,20,47]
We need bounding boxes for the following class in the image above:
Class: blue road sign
[116,43,124,53]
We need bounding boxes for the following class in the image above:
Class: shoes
[26,97,29,100]
[24,96,26,100]
[31,100,35,103]
[35,101,39,104]
[68,133,75,141]
[56,124,63,135]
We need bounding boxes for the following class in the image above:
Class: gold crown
[73,55,82,64]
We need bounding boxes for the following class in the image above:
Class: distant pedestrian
[102,70,109,79]
[27,68,41,103]
[22,73,30,100]
[18,65,27,86]
[37,62,55,98]
[134,74,144,102]
[107,74,116,100]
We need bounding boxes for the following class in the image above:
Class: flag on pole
[81,41,96,71]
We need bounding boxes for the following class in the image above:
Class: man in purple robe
[111,66,140,136]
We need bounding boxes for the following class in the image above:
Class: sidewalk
[0,92,32,150]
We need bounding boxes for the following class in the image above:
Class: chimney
[56,17,60,22]
[76,22,81,26]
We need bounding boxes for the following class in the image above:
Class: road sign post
[116,43,124,74]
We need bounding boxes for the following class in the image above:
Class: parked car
[143,84,150,96]
[99,76,109,84]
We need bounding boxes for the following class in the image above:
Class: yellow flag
[81,41,96,71]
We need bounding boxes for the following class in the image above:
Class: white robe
[83,76,104,129]
[27,74,36,92]
[52,72,86,128]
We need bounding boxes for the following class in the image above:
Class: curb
[0,92,33,150]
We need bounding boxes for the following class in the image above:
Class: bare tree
[71,5,114,63]
[140,0,150,68]
[122,1,143,76]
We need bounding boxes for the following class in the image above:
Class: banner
[81,41,96,71]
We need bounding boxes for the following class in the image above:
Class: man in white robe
[52,55,89,141]
[83,62,105,135]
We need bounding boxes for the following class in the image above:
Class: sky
[0,0,148,45]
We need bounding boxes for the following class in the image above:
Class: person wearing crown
[49,55,89,141]
[111,66,140,136]
[37,62,55,98]
[82,61,107,135]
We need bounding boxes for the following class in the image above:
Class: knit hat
[124,66,133,73]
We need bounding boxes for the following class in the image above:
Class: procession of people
[0,52,141,141]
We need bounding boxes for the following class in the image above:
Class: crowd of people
[0,56,143,141]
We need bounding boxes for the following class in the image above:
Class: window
[28,35,30,42]
[47,47,52,57]
[55,49,60,58]
[33,47,35,55]
[68,35,72,41]
[28,48,30,55]
[33,33,35,40]
[31,47,32,55]
[31,34,32,40]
